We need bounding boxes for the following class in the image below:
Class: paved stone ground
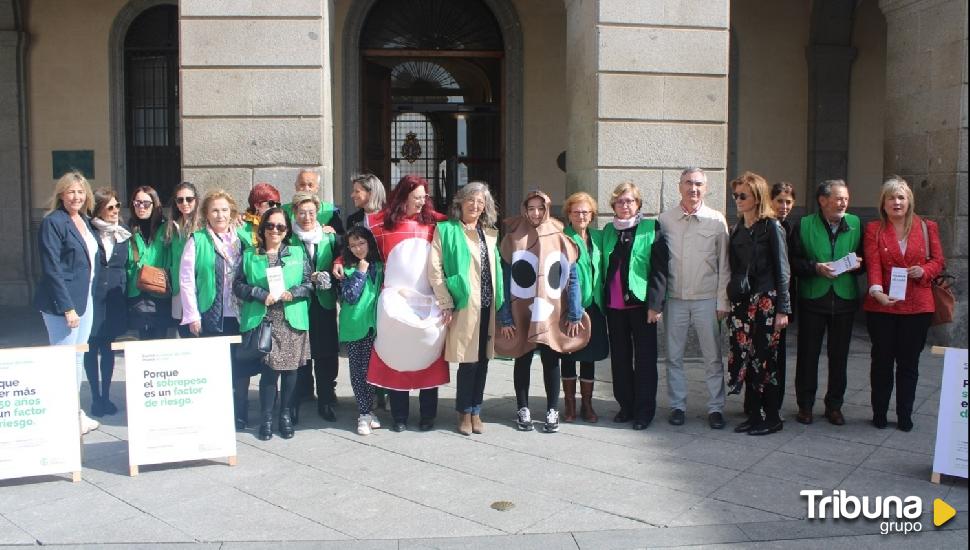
[0,307,966,548]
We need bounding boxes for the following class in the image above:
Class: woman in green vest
[179,189,254,430]
[162,181,202,337]
[559,192,609,423]
[233,207,313,441]
[601,181,668,430]
[338,225,384,435]
[238,183,282,250]
[288,192,341,424]
[127,185,171,340]
[428,181,502,436]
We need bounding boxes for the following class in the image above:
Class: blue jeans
[42,294,94,393]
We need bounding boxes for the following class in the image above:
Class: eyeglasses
[132,200,153,208]
[175,196,196,205]
[105,204,120,211]
[262,223,288,233]
[732,192,749,201]
[614,199,637,206]
[296,209,317,218]
[570,210,592,217]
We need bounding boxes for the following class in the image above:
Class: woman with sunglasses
[180,189,255,429]
[127,185,171,340]
[84,188,130,417]
[163,182,202,337]
[234,207,312,440]
[726,172,791,436]
[239,182,282,250]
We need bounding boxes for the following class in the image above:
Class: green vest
[798,212,861,300]
[289,232,338,309]
[191,230,218,315]
[237,221,258,250]
[167,232,188,296]
[600,220,656,303]
[436,220,504,311]
[127,232,170,298]
[283,201,336,227]
[565,226,603,309]
[338,264,382,342]
[237,246,310,333]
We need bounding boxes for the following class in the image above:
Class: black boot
[290,401,300,426]
[279,412,295,439]
[233,376,251,430]
[257,414,273,440]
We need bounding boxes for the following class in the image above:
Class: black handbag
[238,319,273,362]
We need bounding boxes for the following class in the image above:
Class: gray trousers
[664,297,725,413]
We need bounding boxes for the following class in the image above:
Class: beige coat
[428,223,499,363]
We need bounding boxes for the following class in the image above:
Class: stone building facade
[0,0,966,346]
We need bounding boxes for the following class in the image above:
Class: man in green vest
[284,169,345,422]
[790,179,864,426]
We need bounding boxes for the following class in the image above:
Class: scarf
[292,222,323,259]
[91,217,131,243]
[612,213,642,231]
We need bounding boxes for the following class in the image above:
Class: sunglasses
[262,222,288,233]
[105,204,120,211]
[263,200,282,209]
[175,196,196,205]
[132,200,153,208]
[732,192,750,201]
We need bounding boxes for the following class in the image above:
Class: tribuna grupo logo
[801,490,946,535]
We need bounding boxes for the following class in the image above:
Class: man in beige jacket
[657,168,731,429]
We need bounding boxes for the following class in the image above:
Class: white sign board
[124,337,236,471]
[0,346,81,481]
[932,348,969,479]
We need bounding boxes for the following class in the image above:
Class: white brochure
[266,266,285,299]
[828,252,858,276]
[888,267,908,300]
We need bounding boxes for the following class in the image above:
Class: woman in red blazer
[864,177,945,432]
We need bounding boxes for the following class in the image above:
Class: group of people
[33,166,945,440]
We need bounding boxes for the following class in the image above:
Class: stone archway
[341,0,523,211]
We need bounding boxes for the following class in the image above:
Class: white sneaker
[369,414,381,429]
[357,414,372,435]
[516,407,534,431]
[79,410,100,435]
[544,409,560,433]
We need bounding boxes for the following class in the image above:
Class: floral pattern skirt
[727,291,781,395]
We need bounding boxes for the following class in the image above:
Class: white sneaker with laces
[516,407,534,431]
[369,415,381,429]
[544,408,560,433]
[357,414,373,435]
[79,410,100,435]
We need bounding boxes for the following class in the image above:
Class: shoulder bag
[920,220,954,326]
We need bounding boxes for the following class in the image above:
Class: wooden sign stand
[113,336,240,477]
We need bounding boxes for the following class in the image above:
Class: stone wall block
[884,53,930,99]
[957,173,968,217]
[917,0,966,51]
[181,20,322,67]
[884,95,930,137]
[598,122,725,168]
[930,39,966,90]
[599,0,728,28]
[181,168,253,204]
[913,173,956,219]
[663,76,727,122]
[182,70,322,117]
[599,27,728,75]
[927,128,961,173]
[885,135,928,175]
[598,74,662,120]
[182,119,322,166]
[181,0,322,17]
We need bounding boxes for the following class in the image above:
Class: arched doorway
[345,0,522,213]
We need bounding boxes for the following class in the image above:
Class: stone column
[880,0,968,346]
[0,0,31,305]
[179,0,334,202]
[564,0,730,217]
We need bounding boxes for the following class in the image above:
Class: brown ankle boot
[457,412,472,435]
[562,378,577,422]
[580,380,599,423]
[471,414,484,434]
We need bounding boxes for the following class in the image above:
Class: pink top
[607,268,638,310]
[179,229,240,325]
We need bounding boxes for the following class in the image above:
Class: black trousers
[866,312,932,421]
[297,303,339,403]
[513,346,561,411]
[259,365,297,420]
[83,337,115,402]
[795,307,855,410]
[389,388,439,424]
[744,327,787,415]
[456,308,490,414]
[606,306,658,424]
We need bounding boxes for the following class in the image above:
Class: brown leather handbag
[132,238,169,296]
[921,220,954,326]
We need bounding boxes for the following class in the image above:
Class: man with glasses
[658,168,731,429]
[282,169,345,423]
[789,180,863,426]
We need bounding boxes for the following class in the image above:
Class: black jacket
[728,218,791,314]
[789,214,865,315]
[33,208,102,316]
[90,227,130,340]
[604,221,669,312]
